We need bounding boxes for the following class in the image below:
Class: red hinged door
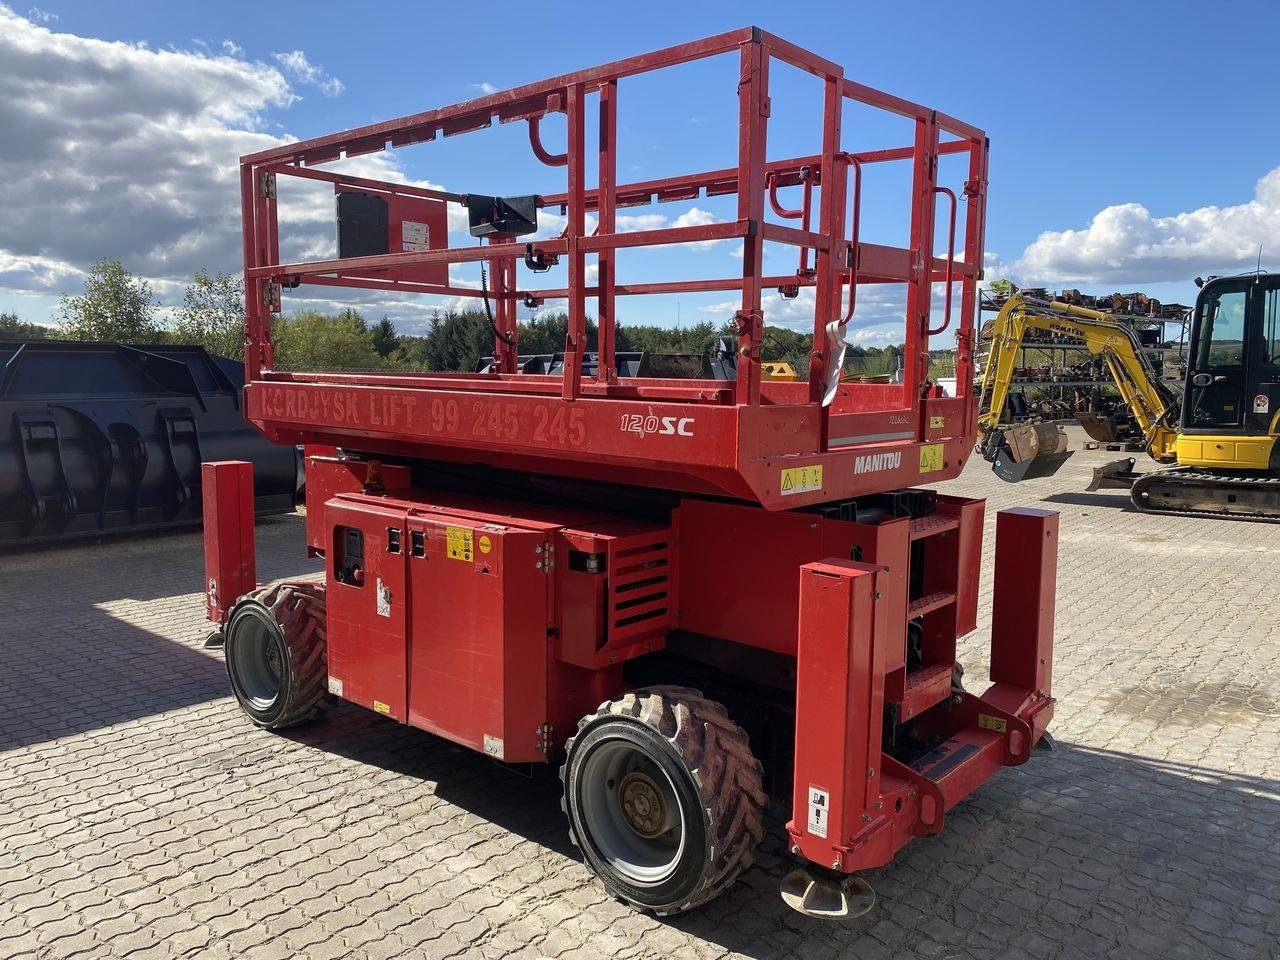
[324,498,410,721]
[406,515,550,763]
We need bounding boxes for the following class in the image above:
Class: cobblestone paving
[2,431,1277,959]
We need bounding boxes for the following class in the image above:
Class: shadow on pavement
[286,705,581,861]
[1042,490,1138,512]
[0,514,319,751]
[672,742,1279,959]
[274,717,1280,960]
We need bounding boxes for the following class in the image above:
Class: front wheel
[560,686,765,915]
[224,580,333,729]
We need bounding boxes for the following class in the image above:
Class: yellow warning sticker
[929,415,945,429]
[478,534,493,555]
[373,700,391,715]
[780,465,823,496]
[445,526,474,562]
[977,713,1007,734]
[919,443,944,474]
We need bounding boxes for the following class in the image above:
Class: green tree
[0,312,55,340]
[172,269,244,359]
[390,333,432,371]
[422,310,492,372]
[56,258,162,343]
[370,316,398,358]
[272,309,385,371]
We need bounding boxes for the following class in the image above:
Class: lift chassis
[204,28,1058,917]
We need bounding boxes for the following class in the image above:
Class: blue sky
[3,0,1278,344]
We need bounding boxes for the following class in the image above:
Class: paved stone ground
[2,430,1277,960]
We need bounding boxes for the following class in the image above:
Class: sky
[2,0,1279,347]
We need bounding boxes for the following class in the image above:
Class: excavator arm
[977,294,1180,481]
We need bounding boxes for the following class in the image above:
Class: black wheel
[560,686,765,915]
[224,580,333,729]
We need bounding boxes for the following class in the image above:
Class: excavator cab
[1180,274,1280,467]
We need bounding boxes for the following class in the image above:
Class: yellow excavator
[978,274,1280,521]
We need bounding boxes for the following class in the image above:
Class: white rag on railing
[822,319,850,407]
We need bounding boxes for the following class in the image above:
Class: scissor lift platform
[211,28,1058,920]
[238,26,987,509]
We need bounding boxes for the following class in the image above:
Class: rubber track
[1131,467,1280,523]
[234,580,335,728]
[561,685,767,915]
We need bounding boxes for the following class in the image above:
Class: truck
[202,28,1058,918]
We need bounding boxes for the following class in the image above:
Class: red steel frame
[214,30,1059,887]
[237,27,988,511]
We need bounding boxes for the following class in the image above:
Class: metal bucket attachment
[989,422,1073,483]
[780,867,875,920]
[1086,457,1140,492]
[0,341,300,548]
[1076,412,1122,445]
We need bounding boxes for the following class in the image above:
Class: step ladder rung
[907,591,955,619]
[908,514,959,540]
[889,662,954,721]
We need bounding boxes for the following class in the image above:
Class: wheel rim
[230,616,283,711]
[579,738,685,885]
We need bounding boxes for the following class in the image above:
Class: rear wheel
[224,580,333,729]
[561,686,765,915]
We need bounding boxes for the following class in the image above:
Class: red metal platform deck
[239,27,987,509]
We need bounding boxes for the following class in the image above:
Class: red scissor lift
[205,28,1057,917]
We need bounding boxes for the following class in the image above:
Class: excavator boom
[980,282,1280,522]
[976,293,1179,481]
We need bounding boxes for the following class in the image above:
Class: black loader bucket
[0,340,300,548]
[989,422,1073,483]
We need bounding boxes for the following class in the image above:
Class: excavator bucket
[989,422,1073,483]
[1086,457,1141,491]
[1076,412,1123,445]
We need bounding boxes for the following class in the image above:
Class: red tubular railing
[842,154,862,323]
[929,186,958,336]
[239,28,985,431]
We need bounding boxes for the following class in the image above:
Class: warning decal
[807,785,830,839]
[978,713,1008,734]
[446,526,474,562]
[478,535,493,555]
[780,465,823,496]
[919,443,944,474]
[401,220,430,251]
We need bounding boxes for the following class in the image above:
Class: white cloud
[0,5,302,301]
[618,212,667,232]
[672,206,728,249]
[0,250,81,291]
[25,5,54,22]
[0,6,458,326]
[472,81,497,95]
[1004,165,1280,285]
[272,49,343,97]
